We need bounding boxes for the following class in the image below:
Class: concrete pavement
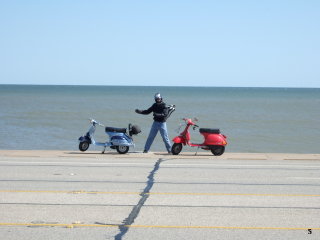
[0,150,319,239]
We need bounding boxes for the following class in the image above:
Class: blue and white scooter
[78,119,141,154]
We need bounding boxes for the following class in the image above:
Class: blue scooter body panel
[106,129,134,147]
[78,135,91,144]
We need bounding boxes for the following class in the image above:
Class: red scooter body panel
[173,124,191,145]
[201,132,227,146]
[172,136,186,145]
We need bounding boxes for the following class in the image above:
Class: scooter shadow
[153,152,214,157]
[67,151,215,157]
[67,151,121,155]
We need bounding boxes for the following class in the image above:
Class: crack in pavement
[114,158,165,240]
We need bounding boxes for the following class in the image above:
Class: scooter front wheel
[171,143,183,155]
[116,145,129,154]
[79,141,90,152]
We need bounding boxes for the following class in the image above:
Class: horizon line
[0,83,319,89]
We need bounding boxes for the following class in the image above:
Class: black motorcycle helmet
[129,124,141,136]
[154,93,162,103]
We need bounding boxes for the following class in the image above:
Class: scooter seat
[199,128,220,134]
[105,127,127,133]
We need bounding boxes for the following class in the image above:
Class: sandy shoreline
[0,150,319,160]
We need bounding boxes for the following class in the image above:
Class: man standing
[135,93,172,153]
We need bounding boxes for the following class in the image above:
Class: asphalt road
[0,151,319,239]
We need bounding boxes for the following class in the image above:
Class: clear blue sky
[0,0,319,88]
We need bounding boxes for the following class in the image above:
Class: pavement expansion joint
[114,158,164,240]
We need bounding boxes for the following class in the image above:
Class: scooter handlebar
[182,118,198,126]
[192,125,199,130]
[89,118,104,127]
[182,118,192,122]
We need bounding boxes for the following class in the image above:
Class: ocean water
[0,84,319,153]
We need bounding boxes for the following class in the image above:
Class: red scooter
[171,118,227,156]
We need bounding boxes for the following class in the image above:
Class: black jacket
[140,102,168,122]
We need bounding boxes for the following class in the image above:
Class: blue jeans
[144,121,171,152]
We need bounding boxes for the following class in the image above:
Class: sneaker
[167,151,172,155]
[143,150,148,153]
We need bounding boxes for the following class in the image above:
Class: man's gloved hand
[135,109,142,114]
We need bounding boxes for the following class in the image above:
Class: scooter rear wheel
[116,145,129,154]
[79,141,90,152]
[171,143,183,155]
[210,146,225,156]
